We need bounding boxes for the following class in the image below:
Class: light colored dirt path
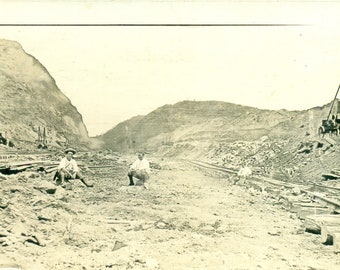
[2,159,340,269]
[109,161,339,270]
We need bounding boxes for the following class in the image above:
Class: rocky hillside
[98,99,340,185]
[98,100,332,154]
[0,39,89,150]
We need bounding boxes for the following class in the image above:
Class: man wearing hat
[55,148,93,187]
[128,152,150,188]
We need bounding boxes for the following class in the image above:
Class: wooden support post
[321,225,340,245]
[321,225,329,244]
[333,233,340,253]
[321,225,334,244]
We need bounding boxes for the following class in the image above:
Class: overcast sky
[0,1,340,136]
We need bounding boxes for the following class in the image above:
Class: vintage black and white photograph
[0,1,340,269]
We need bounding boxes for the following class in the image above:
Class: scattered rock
[34,180,57,194]
[150,162,161,170]
[199,224,215,234]
[268,230,281,236]
[113,240,127,251]
[155,221,167,229]
[10,185,24,193]
[291,187,301,196]
[29,172,41,178]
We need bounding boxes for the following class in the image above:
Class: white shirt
[58,157,80,174]
[130,158,150,174]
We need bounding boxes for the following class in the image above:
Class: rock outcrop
[0,39,89,150]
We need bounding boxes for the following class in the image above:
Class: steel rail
[184,159,340,208]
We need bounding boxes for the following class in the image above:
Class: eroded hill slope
[0,39,89,150]
[99,100,331,153]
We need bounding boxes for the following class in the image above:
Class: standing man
[128,152,150,188]
[55,148,93,187]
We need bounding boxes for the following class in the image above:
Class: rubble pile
[0,151,130,269]
[0,171,74,249]
[203,135,340,185]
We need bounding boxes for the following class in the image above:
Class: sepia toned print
[0,2,340,269]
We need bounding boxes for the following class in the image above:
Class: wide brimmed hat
[64,148,76,154]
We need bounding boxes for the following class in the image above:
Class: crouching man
[55,148,93,188]
[236,166,252,185]
[128,152,150,189]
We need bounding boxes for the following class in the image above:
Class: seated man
[128,152,150,188]
[54,148,93,187]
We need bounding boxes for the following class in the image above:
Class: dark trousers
[54,170,83,182]
[128,169,149,186]
[53,171,93,187]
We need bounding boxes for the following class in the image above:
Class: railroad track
[184,159,340,252]
[1,153,339,209]
[184,159,238,174]
[184,159,340,209]
[0,151,117,175]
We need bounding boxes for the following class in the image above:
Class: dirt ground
[1,157,340,270]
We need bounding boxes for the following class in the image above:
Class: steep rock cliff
[0,39,89,150]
